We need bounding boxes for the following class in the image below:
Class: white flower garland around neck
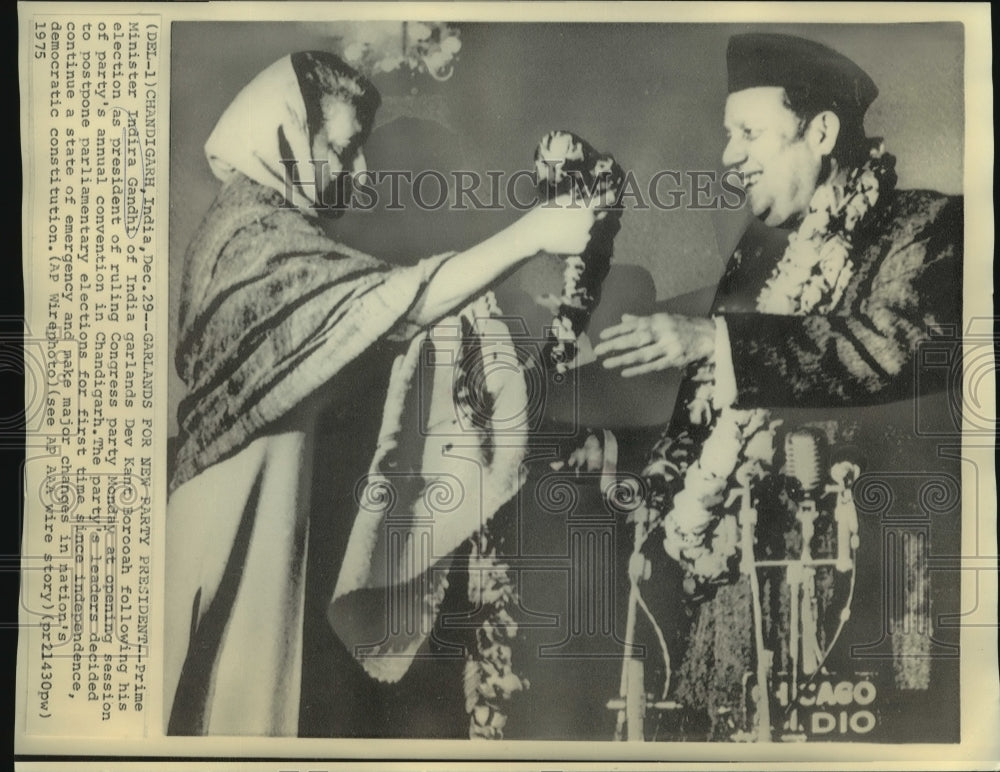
[757,143,890,316]
[658,142,893,583]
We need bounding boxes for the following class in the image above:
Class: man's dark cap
[727,32,878,116]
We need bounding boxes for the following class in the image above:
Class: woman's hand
[407,192,613,327]
[593,312,716,376]
[517,191,612,256]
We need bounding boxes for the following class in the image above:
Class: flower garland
[757,144,892,315]
[655,143,895,583]
[447,292,531,739]
[460,129,624,739]
[464,527,529,739]
[533,131,624,372]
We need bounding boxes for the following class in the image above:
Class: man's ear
[807,110,841,156]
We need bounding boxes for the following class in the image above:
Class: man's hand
[593,312,715,377]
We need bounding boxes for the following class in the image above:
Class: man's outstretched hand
[593,312,715,376]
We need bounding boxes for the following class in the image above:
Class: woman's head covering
[204,51,380,211]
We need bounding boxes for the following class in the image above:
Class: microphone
[784,429,823,495]
[783,429,826,690]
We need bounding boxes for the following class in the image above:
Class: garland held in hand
[534,131,624,372]
[463,131,624,738]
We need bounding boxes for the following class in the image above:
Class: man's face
[310,96,368,216]
[722,86,823,227]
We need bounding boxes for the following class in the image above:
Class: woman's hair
[290,51,382,144]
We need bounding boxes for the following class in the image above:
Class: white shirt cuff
[713,316,737,408]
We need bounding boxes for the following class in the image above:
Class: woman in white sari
[165,50,605,736]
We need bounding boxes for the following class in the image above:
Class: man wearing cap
[595,33,962,740]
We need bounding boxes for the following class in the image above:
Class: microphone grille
[785,429,823,492]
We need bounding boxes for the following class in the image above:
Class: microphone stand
[728,479,772,742]
[607,492,680,740]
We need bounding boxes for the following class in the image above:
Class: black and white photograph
[15,3,996,769]
[165,20,966,742]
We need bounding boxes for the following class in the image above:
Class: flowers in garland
[464,528,529,739]
[687,363,716,425]
[653,143,895,587]
[757,143,894,316]
[532,131,625,372]
[660,407,781,583]
[336,21,462,80]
